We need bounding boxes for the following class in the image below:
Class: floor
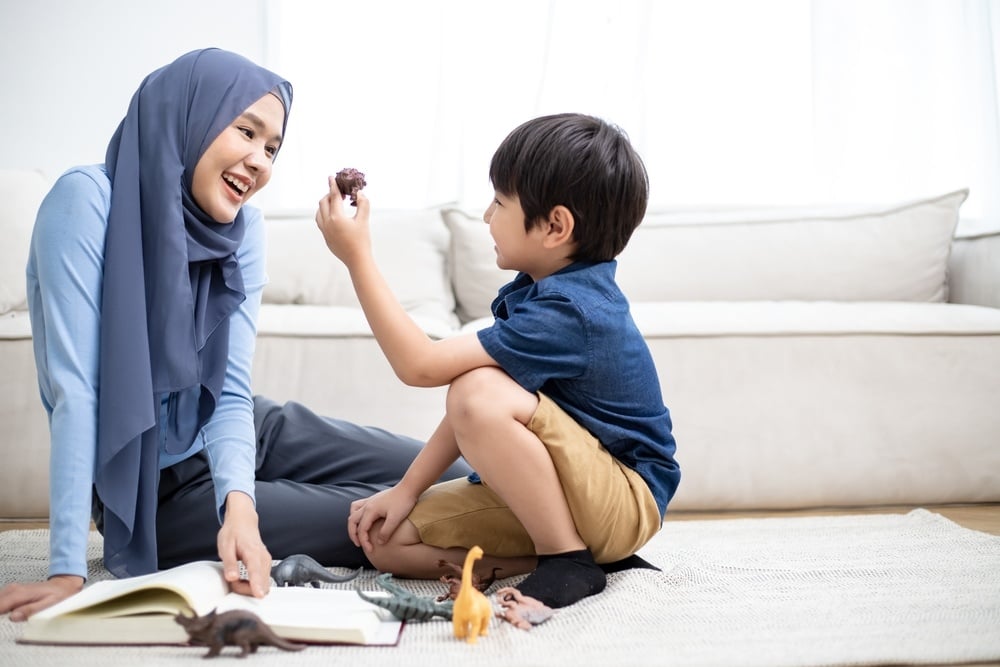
[663,502,1000,535]
[3,503,999,534]
[2,504,998,667]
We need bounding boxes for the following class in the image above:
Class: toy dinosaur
[174,609,306,658]
[334,167,366,206]
[356,572,454,621]
[452,545,492,643]
[436,558,502,601]
[270,553,361,587]
[495,587,556,630]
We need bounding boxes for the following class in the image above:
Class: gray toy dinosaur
[356,572,455,622]
[270,554,361,588]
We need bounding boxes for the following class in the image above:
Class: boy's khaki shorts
[407,393,662,563]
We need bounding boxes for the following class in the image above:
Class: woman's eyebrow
[239,111,283,144]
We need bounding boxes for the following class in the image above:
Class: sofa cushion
[444,190,967,321]
[441,208,517,323]
[616,189,968,303]
[0,169,50,315]
[263,208,458,327]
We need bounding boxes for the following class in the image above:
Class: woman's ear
[543,205,575,248]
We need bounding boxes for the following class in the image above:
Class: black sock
[515,549,607,609]
[599,554,661,573]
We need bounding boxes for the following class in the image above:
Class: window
[262,0,998,232]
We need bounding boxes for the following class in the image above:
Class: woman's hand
[315,175,372,268]
[347,486,419,553]
[217,491,271,599]
[0,575,84,621]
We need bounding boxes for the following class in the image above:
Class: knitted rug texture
[1,509,998,667]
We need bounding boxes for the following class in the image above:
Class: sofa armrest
[948,231,1000,309]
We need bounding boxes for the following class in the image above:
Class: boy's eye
[265,145,278,158]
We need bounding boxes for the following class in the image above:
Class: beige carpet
[1,509,998,667]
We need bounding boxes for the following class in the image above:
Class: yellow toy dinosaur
[452,545,492,643]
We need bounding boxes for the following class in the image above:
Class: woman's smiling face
[191,92,285,223]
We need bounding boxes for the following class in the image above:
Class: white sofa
[3,167,999,521]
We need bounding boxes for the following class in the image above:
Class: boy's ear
[543,205,575,248]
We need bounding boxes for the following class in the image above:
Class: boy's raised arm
[315,177,495,387]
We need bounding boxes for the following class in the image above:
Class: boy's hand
[347,487,418,553]
[316,175,372,267]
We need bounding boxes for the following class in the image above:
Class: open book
[18,560,402,647]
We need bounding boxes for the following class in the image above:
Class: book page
[215,586,400,644]
[28,561,230,621]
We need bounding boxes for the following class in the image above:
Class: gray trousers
[146,396,470,569]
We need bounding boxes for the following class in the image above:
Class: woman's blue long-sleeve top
[25,164,265,579]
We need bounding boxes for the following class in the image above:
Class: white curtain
[260,0,998,231]
[811,0,999,233]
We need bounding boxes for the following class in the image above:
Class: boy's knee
[363,519,420,572]
[447,368,503,421]
[447,367,533,424]
[450,366,505,395]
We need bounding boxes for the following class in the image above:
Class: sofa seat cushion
[251,316,449,441]
[0,310,32,339]
[653,329,1000,510]
[627,300,1000,336]
[462,300,1000,511]
[0,325,49,519]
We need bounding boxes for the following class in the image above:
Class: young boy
[315,113,680,621]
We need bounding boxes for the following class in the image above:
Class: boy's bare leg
[447,367,585,554]
[367,367,606,612]
[365,517,536,579]
[448,367,608,612]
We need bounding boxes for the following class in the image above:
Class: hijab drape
[97,48,292,577]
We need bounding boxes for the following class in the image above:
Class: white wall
[0,0,267,182]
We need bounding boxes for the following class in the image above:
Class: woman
[0,48,469,620]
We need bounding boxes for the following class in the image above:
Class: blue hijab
[97,48,292,577]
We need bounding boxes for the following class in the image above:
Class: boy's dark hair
[489,113,649,262]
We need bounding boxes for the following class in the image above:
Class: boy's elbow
[393,361,442,388]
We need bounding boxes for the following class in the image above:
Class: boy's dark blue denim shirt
[476,259,680,517]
